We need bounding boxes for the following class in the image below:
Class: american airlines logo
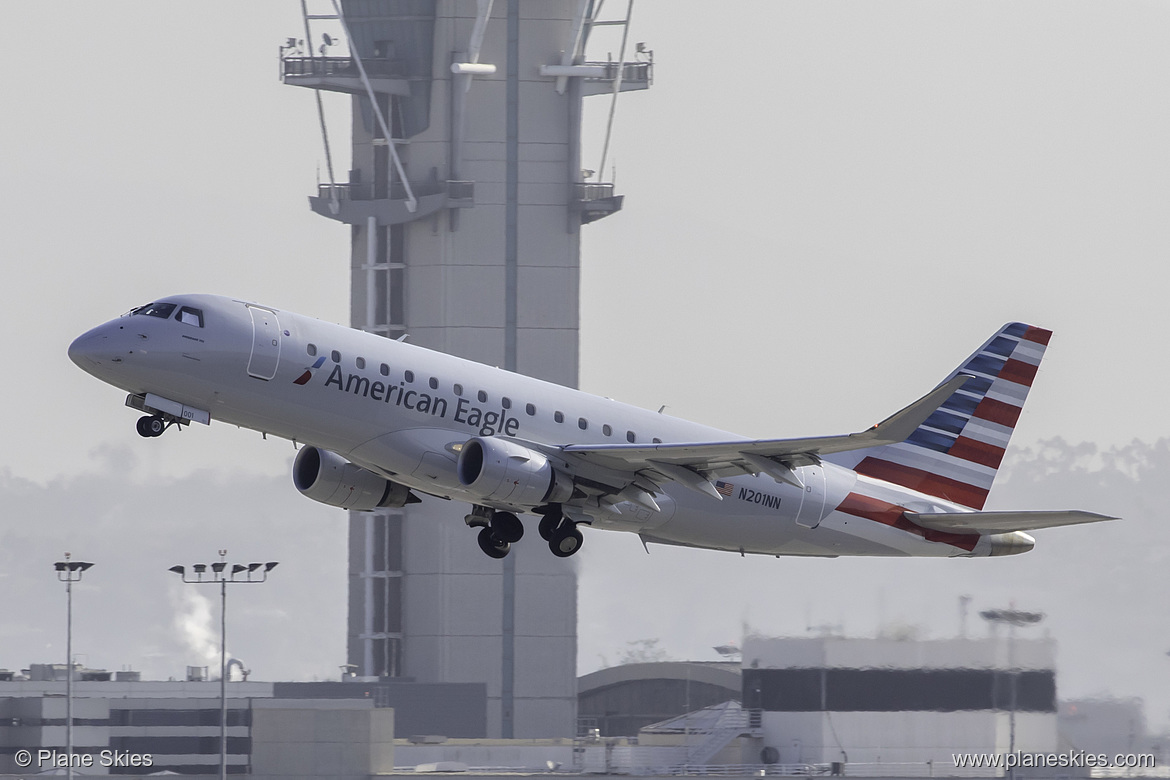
[293,356,326,385]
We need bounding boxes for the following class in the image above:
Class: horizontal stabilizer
[907,509,1118,535]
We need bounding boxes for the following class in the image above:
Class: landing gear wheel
[136,415,166,438]
[538,513,560,541]
[490,511,524,544]
[549,524,583,558]
[538,509,563,542]
[477,527,511,559]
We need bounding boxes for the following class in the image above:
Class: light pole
[980,607,1044,763]
[54,554,94,780]
[169,552,277,780]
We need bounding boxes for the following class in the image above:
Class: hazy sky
[2,1,1168,732]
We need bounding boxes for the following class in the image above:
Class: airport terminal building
[743,635,1058,766]
[4,636,1157,778]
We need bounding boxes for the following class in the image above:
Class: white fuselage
[69,294,1008,559]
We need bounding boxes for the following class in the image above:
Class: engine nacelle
[456,437,574,507]
[293,446,415,511]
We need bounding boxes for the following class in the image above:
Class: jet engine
[293,446,417,511]
[456,437,574,507]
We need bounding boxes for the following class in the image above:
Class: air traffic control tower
[281,1,651,738]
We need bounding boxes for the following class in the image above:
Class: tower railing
[317,181,446,202]
[281,55,404,80]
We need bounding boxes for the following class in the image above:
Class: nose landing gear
[135,415,169,438]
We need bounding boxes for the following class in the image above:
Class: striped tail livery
[831,324,1051,510]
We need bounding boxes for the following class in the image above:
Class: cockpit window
[177,307,204,327]
[131,302,176,319]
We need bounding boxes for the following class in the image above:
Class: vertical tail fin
[834,323,1052,509]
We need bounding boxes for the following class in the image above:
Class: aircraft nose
[68,327,112,371]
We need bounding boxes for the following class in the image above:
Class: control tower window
[132,302,176,319]
[177,307,203,327]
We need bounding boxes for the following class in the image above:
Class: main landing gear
[538,506,583,559]
[470,508,525,560]
[135,414,171,438]
[466,504,584,559]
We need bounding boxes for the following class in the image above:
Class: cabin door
[246,306,281,380]
[795,465,827,529]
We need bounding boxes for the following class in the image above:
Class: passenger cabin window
[132,302,176,319]
[626,431,636,443]
[404,370,414,383]
[554,411,564,423]
[525,403,536,416]
[307,344,318,357]
[602,424,612,436]
[380,363,389,376]
[454,384,463,396]
[429,377,438,390]
[502,397,511,409]
[653,438,662,444]
[578,418,588,430]
[477,390,488,403]
[331,350,340,364]
[356,357,366,369]
[177,307,204,327]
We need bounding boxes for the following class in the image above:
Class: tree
[618,638,673,664]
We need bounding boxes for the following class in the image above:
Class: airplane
[68,294,1115,560]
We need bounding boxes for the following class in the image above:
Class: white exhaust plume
[171,584,220,666]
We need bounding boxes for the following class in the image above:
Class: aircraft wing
[558,375,972,500]
[906,510,1118,535]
